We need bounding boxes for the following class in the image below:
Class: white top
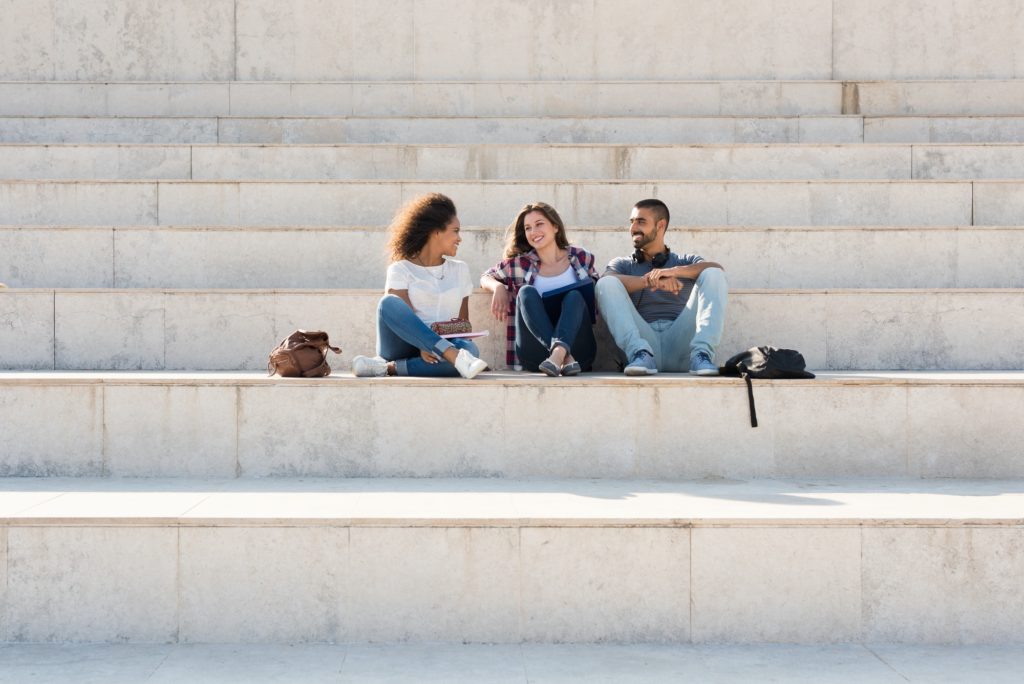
[385,258,474,325]
[532,265,577,294]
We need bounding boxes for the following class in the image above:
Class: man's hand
[490,284,510,321]
[645,268,683,294]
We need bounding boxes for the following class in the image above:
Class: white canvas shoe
[453,349,487,379]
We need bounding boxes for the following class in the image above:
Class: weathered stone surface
[5,527,178,642]
[521,527,690,642]
[0,291,55,369]
[0,1,234,80]
[692,528,862,642]
[863,528,1024,642]
[236,0,831,81]
[835,0,1024,79]
[179,527,347,642]
[0,384,102,476]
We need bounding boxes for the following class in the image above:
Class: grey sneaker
[624,350,658,376]
[689,351,719,376]
[352,355,388,377]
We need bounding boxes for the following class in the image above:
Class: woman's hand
[490,284,510,321]
[420,349,440,364]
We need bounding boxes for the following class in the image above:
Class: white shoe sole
[624,366,658,376]
[690,368,719,376]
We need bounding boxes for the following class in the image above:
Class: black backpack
[719,346,815,427]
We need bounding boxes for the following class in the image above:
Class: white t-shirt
[384,258,474,325]
[533,265,577,294]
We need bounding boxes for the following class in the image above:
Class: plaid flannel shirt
[481,246,599,369]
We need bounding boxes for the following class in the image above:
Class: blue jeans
[376,294,480,377]
[515,285,597,372]
[595,268,728,372]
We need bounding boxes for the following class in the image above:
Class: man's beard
[633,229,657,252]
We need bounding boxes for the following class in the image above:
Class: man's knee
[696,267,728,289]
[596,275,628,301]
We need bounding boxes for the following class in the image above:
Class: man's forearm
[604,272,649,293]
[671,262,723,279]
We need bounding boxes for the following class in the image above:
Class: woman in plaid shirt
[481,202,599,374]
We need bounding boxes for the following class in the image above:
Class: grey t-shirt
[605,252,704,323]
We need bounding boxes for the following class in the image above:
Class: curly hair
[503,202,570,258]
[386,193,458,262]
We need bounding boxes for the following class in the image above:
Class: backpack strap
[740,368,758,428]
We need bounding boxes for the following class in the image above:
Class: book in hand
[541,278,597,323]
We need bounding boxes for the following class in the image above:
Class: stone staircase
[2,0,1024,658]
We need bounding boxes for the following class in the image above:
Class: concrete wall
[3,1,1022,81]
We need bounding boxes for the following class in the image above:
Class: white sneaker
[352,355,388,377]
[454,349,487,379]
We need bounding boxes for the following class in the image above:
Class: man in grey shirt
[596,199,728,375]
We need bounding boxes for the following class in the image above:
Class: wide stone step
[1,476,1023,643]
[8,115,1024,144]
[0,81,841,117]
[5,80,1024,117]
[5,0,1021,82]
[865,117,1024,144]
[4,225,1022,290]
[2,289,1022,373]
[5,643,1021,682]
[11,143,1024,181]
[0,115,865,145]
[2,372,1021,479]
[1,179,1001,227]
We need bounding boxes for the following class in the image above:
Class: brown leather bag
[268,330,342,377]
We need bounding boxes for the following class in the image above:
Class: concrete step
[2,476,1024,643]
[11,143,1024,181]
[6,80,1024,118]
[0,81,843,117]
[1,371,1021,479]
[5,0,1022,81]
[9,115,1024,145]
[0,179,996,227]
[4,225,1022,291]
[864,117,1024,144]
[2,289,1021,373]
[853,81,1024,116]
[0,115,865,145]
[5,643,1023,683]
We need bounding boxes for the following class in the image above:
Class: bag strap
[293,340,342,355]
[740,368,758,428]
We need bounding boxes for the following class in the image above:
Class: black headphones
[632,246,671,268]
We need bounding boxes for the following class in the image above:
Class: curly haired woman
[351,193,488,379]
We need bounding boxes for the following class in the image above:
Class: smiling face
[522,210,559,250]
[430,216,462,257]
[629,206,665,252]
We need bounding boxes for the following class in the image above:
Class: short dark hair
[633,199,669,227]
